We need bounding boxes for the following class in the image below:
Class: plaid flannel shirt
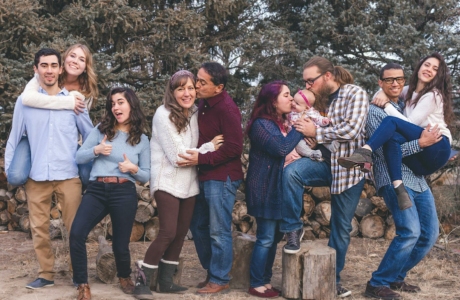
[316,84,369,194]
[366,102,429,193]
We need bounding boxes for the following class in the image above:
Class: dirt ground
[0,232,459,300]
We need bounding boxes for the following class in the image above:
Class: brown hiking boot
[365,281,400,300]
[390,281,421,293]
[77,283,91,300]
[119,277,135,294]
[338,148,373,172]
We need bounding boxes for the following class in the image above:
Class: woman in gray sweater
[70,87,150,300]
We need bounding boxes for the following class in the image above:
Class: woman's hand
[118,154,139,174]
[211,134,224,150]
[73,94,86,114]
[94,135,112,156]
[371,90,390,108]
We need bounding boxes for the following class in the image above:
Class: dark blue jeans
[282,157,365,283]
[250,218,284,288]
[189,176,242,285]
[69,181,138,284]
[367,116,450,181]
[7,136,92,189]
[370,185,438,287]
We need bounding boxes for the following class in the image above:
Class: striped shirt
[316,84,369,194]
[366,102,429,193]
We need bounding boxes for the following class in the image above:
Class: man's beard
[316,82,334,100]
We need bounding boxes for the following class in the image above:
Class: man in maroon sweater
[178,62,243,294]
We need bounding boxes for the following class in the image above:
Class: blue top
[245,118,303,219]
[366,102,428,193]
[5,88,93,181]
[76,125,150,184]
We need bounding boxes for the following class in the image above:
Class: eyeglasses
[304,73,324,86]
[381,77,405,84]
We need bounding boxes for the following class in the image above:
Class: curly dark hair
[163,70,196,133]
[405,52,453,127]
[98,87,148,146]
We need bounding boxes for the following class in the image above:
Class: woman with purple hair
[245,81,304,298]
[133,70,223,299]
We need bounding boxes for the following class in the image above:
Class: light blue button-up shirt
[5,87,93,181]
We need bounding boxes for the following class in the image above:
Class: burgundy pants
[143,190,196,264]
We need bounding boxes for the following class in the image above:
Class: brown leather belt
[96,177,130,184]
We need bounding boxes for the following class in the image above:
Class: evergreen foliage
[0,0,459,139]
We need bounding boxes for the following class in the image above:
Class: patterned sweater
[245,118,303,219]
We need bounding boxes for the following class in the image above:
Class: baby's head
[292,89,316,113]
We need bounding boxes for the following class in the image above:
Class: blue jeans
[370,185,438,287]
[69,181,138,284]
[7,136,92,189]
[367,116,450,180]
[190,176,242,285]
[282,157,365,283]
[370,185,439,287]
[250,218,284,287]
[7,136,31,186]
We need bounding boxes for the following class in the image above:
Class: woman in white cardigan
[133,70,222,300]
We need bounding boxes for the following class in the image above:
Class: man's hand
[293,118,317,137]
[304,137,318,149]
[94,135,112,156]
[418,124,442,148]
[118,154,138,174]
[177,150,199,167]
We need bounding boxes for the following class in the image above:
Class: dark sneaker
[283,228,304,254]
[365,281,401,300]
[26,278,55,289]
[389,281,421,293]
[394,184,412,210]
[337,148,373,172]
[337,284,352,298]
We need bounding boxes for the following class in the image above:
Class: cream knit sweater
[150,105,214,198]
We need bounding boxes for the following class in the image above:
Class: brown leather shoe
[196,282,230,294]
[365,281,400,300]
[77,284,91,300]
[196,273,210,288]
[119,277,135,294]
[390,281,421,293]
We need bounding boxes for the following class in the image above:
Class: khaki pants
[25,178,82,281]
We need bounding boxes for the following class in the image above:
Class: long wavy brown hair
[98,87,148,146]
[59,43,99,109]
[405,52,453,126]
[163,70,196,133]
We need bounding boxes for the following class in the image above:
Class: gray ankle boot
[133,261,156,300]
[157,260,187,293]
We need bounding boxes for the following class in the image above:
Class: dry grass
[1,232,460,299]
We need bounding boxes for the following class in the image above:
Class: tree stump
[302,243,336,300]
[229,232,256,289]
[87,223,105,242]
[135,201,155,223]
[303,193,315,217]
[360,215,385,239]
[49,219,62,240]
[50,206,61,219]
[14,187,27,203]
[136,185,151,202]
[282,241,336,300]
[311,187,331,202]
[130,221,145,242]
[96,235,117,284]
[19,214,30,233]
[238,214,255,234]
[0,210,10,225]
[232,200,247,224]
[314,201,331,226]
[384,215,396,240]
[350,217,359,237]
[144,217,160,241]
